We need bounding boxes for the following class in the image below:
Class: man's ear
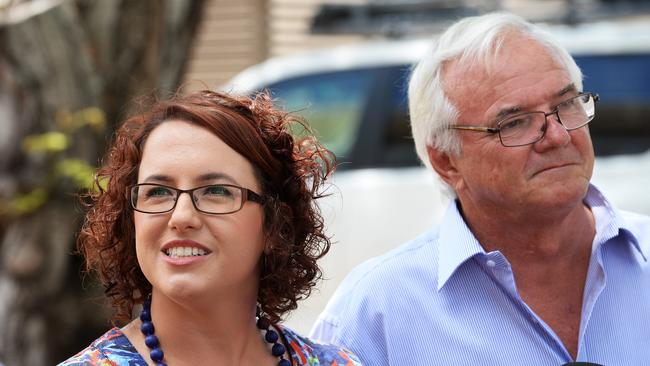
[427,145,463,191]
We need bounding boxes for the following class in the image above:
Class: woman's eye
[204,185,232,196]
[145,186,173,197]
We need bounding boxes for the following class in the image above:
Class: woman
[60,90,361,365]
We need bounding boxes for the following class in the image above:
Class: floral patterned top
[58,325,361,366]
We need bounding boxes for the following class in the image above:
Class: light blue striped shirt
[310,185,650,365]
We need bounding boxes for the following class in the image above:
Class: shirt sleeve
[309,312,340,342]
[308,262,390,366]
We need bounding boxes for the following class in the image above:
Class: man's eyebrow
[495,106,523,121]
[557,83,577,97]
[493,83,577,122]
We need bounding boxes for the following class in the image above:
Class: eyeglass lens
[131,184,244,214]
[499,94,596,147]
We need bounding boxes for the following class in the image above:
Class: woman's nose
[167,193,202,231]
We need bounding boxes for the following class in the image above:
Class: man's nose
[535,112,571,149]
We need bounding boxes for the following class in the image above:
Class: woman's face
[134,119,266,303]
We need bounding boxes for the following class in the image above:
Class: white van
[225,20,650,333]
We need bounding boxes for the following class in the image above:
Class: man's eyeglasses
[449,93,599,147]
[129,183,265,215]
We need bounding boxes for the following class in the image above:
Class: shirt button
[486,260,496,268]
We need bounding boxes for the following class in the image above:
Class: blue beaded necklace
[139,297,291,366]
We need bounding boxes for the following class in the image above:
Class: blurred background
[1,0,649,365]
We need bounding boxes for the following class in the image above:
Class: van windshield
[265,69,374,160]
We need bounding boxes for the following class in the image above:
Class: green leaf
[21,132,69,153]
[3,188,49,215]
[55,159,97,190]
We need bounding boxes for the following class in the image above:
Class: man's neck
[458,198,596,266]
[457,198,596,359]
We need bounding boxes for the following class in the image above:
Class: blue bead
[150,347,164,362]
[271,343,285,357]
[278,358,291,366]
[265,329,279,343]
[145,334,159,348]
[140,308,151,322]
[140,321,155,335]
[157,363,167,366]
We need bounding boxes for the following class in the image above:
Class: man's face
[441,34,595,217]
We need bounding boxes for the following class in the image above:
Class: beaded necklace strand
[139,297,291,366]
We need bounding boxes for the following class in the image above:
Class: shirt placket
[480,251,574,361]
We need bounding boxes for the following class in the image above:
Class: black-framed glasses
[129,183,265,215]
[449,93,599,147]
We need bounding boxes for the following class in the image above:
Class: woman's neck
[123,291,279,366]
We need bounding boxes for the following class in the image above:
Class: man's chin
[527,180,590,210]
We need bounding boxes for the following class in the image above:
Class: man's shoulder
[619,209,650,224]
[618,209,650,243]
[340,228,439,291]
[281,325,363,365]
[316,227,442,326]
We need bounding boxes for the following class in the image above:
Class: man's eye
[558,95,582,110]
[501,117,529,131]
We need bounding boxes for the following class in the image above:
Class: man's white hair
[408,12,583,166]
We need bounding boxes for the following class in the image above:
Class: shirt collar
[585,184,647,262]
[437,200,485,291]
[436,184,647,292]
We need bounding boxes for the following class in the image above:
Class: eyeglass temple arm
[450,125,500,134]
[245,189,266,204]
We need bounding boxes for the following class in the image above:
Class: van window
[380,66,418,167]
[265,69,374,159]
[576,53,650,155]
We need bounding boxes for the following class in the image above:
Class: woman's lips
[160,239,212,264]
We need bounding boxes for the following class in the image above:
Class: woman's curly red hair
[78,90,335,324]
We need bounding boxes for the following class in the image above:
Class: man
[310,12,650,365]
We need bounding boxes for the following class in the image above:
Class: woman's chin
[154,276,208,302]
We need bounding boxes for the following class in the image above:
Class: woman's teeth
[164,247,207,258]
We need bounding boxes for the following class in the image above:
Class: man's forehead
[441,35,570,113]
[443,33,555,80]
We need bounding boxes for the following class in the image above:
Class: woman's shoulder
[58,328,147,366]
[280,325,363,366]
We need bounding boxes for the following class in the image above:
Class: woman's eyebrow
[196,172,238,185]
[141,173,238,185]
[142,174,172,183]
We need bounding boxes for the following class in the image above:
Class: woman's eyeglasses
[129,183,265,215]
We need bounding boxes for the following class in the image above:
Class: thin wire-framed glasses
[449,93,599,147]
[129,183,265,215]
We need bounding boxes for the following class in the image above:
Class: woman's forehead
[138,120,260,190]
